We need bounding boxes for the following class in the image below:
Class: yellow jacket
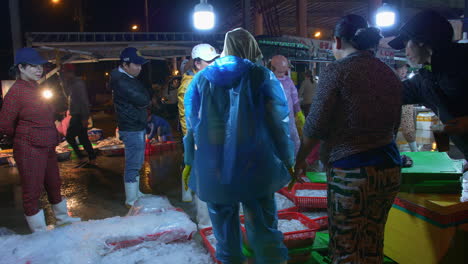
[178,70,196,135]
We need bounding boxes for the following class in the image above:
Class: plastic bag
[127,195,175,216]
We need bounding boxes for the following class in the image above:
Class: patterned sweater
[303,51,402,163]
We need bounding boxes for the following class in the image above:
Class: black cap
[389,10,454,50]
[120,47,148,65]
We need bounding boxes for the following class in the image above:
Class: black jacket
[110,68,150,131]
[403,43,468,158]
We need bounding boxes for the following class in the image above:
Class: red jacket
[0,80,59,148]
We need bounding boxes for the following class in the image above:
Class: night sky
[1,0,237,80]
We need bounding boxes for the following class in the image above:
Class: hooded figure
[183,28,293,264]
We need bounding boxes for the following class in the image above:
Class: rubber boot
[195,195,211,229]
[52,199,81,226]
[124,181,139,208]
[135,176,146,198]
[25,210,47,233]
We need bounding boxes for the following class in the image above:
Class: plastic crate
[200,227,222,264]
[241,212,321,249]
[278,206,299,213]
[278,187,295,201]
[292,183,328,210]
[278,212,321,248]
[310,216,328,231]
[201,226,248,264]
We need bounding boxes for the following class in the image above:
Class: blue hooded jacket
[184,56,294,203]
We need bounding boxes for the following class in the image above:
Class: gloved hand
[295,111,305,137]
[182,165,192,191]
[287,166,305,191]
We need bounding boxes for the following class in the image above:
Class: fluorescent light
[376,11,396,27]
[194,1,215,30]
[194,11,215,30]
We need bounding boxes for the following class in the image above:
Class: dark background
[0,0,237,80]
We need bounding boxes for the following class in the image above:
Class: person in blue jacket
[146,114,172,142]
[183,28,294,264]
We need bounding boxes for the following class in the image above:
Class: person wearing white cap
[177,44,219,228]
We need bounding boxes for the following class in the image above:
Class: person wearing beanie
[0,48,80,232]
[389,10,468,161]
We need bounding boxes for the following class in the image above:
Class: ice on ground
[206,233,217,247]
[302,211,328,220]
[100,240,215,264]
[0,210,197,264]
[127,195,175,216]
[278,219,308,233]
[0,227,15,237]
[295,189,327,197]
[275,193,295,210]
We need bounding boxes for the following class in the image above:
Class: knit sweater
[303,51,402,163]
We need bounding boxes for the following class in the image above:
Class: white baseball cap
[191,44,219,61]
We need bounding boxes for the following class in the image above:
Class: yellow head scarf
[221,28,263,63]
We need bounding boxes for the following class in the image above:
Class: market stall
[384,151,468,264]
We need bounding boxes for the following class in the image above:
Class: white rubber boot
[182,175,193,202]
[52,199,81,226]
[195,196,211,229]
[25,210,47,233]
[135,177,146,198]
[124,181,139,207]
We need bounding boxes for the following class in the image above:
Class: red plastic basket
[277,212,321,248]
[278,206,299,213]
[292,183,328,210]
[200,226,248,264]
[200,227,222,264]
[240,212,320,249]
[310,216,328,231]
[278,187,295,201]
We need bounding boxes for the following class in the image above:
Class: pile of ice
[0,196,208,264]
[127,196,174,216]
[278,219,308,233]
[295,189,327,197]
[239,193,295,215]
[302,211,328,220]
[275,193,295,210]
[101,240,214,264]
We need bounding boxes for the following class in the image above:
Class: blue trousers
[120,130,145,183]
[207,194,288,264]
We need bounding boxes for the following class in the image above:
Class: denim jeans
[119,130,145,183]
[207,194,288,264]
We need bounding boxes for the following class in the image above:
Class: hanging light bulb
[193,0,215,30]
[376,4,397,28]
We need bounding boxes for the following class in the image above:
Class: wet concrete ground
[0,113,195,235]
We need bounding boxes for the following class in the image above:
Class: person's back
[185,55,294,203]
[311,51,401,163]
